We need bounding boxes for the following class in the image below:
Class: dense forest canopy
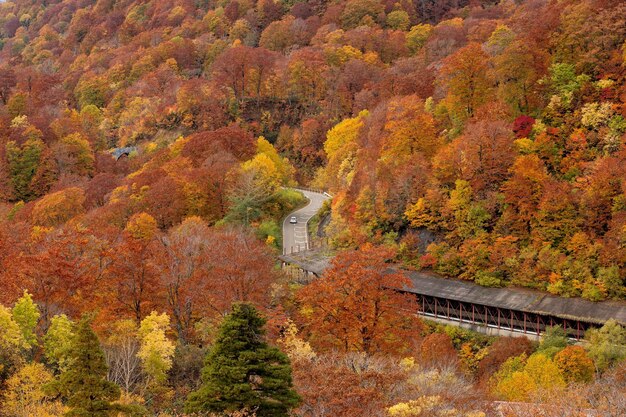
[0,0,625,415]
[0,0,624,301]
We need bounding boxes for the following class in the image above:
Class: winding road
[282,189,330,255]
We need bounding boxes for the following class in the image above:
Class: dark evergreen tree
[49,316,144,417]
[185,303,300,416]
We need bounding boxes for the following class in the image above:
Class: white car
[289,216,298,224]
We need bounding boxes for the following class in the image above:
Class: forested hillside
[0,0,625,415]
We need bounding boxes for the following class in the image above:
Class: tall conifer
[51,316,143,417]
[185,303,300,416]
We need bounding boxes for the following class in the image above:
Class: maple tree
[297,245,421,355]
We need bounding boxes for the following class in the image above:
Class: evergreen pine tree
[50,316,144,417]
[185,303,300,416]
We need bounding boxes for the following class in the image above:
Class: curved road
[282,190,330,255]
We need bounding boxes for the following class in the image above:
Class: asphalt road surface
[282,189,330,255]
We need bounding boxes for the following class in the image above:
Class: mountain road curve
[282,189,330,255]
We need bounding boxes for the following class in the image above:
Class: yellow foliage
[255,137,295,185]
[31,187,86,227]
[279,319,316,362]
[0,305,28,355]
[524,353,566,389]
[387,396,441,416]
[109,185,129,203]
[30,225,53,241]
[514,137,536,154]
[138,311,176,385]
[324,45,364,66]
[492,353,565,401]
[242,153,282,192]
[319,111,368,191]
[399,357,416,370]
[437,17,463,28]
[145,142,158,154]
[168,135,189,157]
[125,212,158,240]
[406,24,433,53]
[1,363,67,417]
[495,371,536,402]
[388,395,485,417]
[382,95,440,162]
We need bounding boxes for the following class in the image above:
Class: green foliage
[537,325,568,358]
[75,77,107,109]
[5,138,45,201]
[11,290,40,350]
[548,63,589,103]
[596,266,625,299]
[474,271,503,288]
[185,303,300,416]
[49,316,144,417]
[340,0,384,29]
[43,314,74,373]
[386,10,410,31]
[585,319,626,372]
[256,219,282,249]
[406,24,433,54]
[226,139,299,226]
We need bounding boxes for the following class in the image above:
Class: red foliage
[512,115,536,139]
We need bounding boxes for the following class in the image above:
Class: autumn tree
[492,353,565,401]
[381,95,440,162]
[341,0,384,29]
[438,43,492,119]
[201,227,279,316]
[554,345,594,383]
[157,217,211,342]
[292,352,410,417]
[43,314,74,373]
[102,319,141,393]
[11,290,40,351]
[318,111,366,192]
[211,46,279,103]
[434,118,515,194]
[52,133,95,177]
[418,333,458,368]
[501,155,549,239]
[31,187,86,227]
[585,319,626,372]
[297,245,421,355]
[476,336,533,387]
[103,213,164,323]
[0,66,16,104]
[5,138,48,201]
[0,304,28,383]
[137,311,175,387]
[1,363,67,417]
[493,40,547,114]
